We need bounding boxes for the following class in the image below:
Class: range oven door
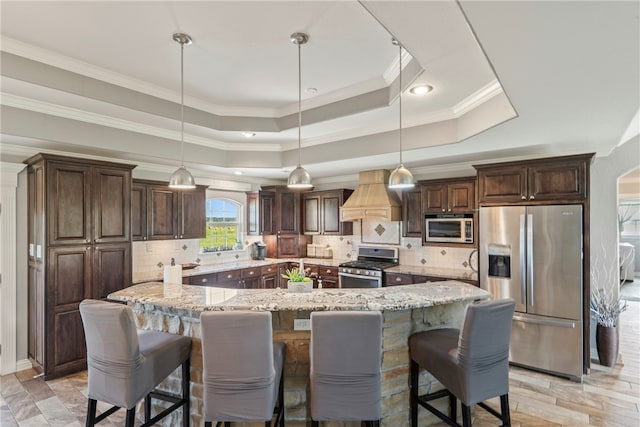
[339,272,382,288]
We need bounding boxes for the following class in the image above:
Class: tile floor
[1,301,639,426]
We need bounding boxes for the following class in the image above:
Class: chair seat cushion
[138,330,192,391]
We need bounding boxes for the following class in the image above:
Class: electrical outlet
[294,319,311,331]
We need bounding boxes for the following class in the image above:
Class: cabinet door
[448,180,476,213]
[277,191,300,233]
[131,182,147,241]
[260,192,275,235]
[263,274,277,289]
[321,192,342,235]
[246,192,259,236]
[477,166,527,204]
[93,167,131,243]
[47,162,92,245]
[422,183,448,214]
[190,273,217,286]
[47,246,92,377]
[403,188,422,237]
[528,160,586,201]
[303,193,321,234]
[148,185,178,239]
[277,234,301,258]
[178,187,206,239]
[93,243,131,299]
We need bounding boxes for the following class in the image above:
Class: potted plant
[281,267,313,292]
[590,277,628,367]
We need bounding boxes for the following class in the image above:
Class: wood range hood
[339,169,403,222]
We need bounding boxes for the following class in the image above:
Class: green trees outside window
[200,198,242,252]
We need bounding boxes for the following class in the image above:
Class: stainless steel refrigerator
[479,205,583,381]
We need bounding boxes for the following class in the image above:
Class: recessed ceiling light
[305,87,318,94]
[241,131,256,138]
[233,170,243,175]
[409,85,433,95]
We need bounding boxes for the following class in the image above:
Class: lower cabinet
[385,272,478,287]
[190,266,280,289]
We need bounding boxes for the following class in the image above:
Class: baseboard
[16,358,32,372]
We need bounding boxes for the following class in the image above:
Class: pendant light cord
[297,40,302,167]
[180,40,185,168]
[398,43,403,166]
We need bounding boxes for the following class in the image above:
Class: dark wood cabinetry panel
[302,189,353,236]
[25,153,134,380]
[475,154,593,205]
[385,272,413,286]
[190,272,217,286]
[134,180,206,240]
[402,189,422,237]
[148,185,178,239]
[277,233,310,258]
[178,188,206,239]
[277,191,300,233]
[422,178,476,214]
[131,182,147,241]
[246,192,259,236]
[93,243,132,299]
[47,162,91,245]
[259,192,275,235]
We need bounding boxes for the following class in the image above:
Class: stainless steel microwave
[425,217,473,243]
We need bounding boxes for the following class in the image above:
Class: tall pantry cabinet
[25,154,135,380]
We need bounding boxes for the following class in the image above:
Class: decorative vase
[596,323,619,367]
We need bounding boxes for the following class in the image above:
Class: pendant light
[388,38,415,190]
[287,32,313,190]
[169,33,196,189]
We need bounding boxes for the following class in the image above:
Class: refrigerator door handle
[519,214,526,305]
[513,314,576,328]
[527,213,534,307]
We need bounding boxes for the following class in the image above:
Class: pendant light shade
[287,32,313,190]
[388,39,415,190]
[169,32,196,189]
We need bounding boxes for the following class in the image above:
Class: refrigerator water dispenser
[488,244,511,278]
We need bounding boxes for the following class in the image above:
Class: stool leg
[500,394,511,426]
[86,399,97,427]
[311,420,319,427]
[144,394,151,422]
[461,404,471,427]
[182,358,191,427]
[204,422,211,427]
[410,360,419,427]
[125,407,136,427]
[449,392,457,422]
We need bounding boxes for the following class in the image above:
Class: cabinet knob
[227,274,232,279]
[174,235,178,239]
[448,208,452,212]
[326,269,331,273]
[180,235,183,238]
[86,246,90,251]
[85,239,90,243]
[249,271,254,275]
[202,278,207,283]
[521,195,527,200]
[529,195,535,200]
[143,237,147,240]
[395,277,402,282]
[442,208,445,212]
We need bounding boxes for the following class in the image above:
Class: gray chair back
[310,311,383,421]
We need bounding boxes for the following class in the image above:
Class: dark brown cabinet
[246,192,259,236]
[302,189,353,235]
[25,153,134,380]
[402,188,422,237]
[475,154,593,205]
[422,178,476,214]
[133,179,206,240]
[259,186,310,258]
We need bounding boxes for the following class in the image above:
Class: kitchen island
[108,281,490,426]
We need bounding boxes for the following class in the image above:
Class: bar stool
[79,299,192,427]
[409,299,516,427]
[310,311,383,427]
[200,310,285,427]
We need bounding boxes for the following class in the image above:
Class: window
[200,198,243,252]
[619,200,640,236]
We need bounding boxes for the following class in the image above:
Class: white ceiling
[1,1,638,188]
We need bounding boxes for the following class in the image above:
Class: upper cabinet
[302,189,354,235]
[474,154,594,205]
[422,177,476,214]
[402,188,422,237]
[132,179,207,240]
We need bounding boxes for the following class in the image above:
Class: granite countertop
[108,281,490,318]
[133,258,476,284]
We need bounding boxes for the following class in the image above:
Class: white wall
[590,135,640,295]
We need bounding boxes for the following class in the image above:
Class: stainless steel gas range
[338,246,399,288]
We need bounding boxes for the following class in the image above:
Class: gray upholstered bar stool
[409,299,516,427]
[310,311,383,427]
[200,311,285,427]
[79,299,192,427]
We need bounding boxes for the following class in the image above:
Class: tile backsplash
[133,221,477,275]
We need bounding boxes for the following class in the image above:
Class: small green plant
[281,268,312,282]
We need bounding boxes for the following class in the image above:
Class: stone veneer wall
[130,301,468,426]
